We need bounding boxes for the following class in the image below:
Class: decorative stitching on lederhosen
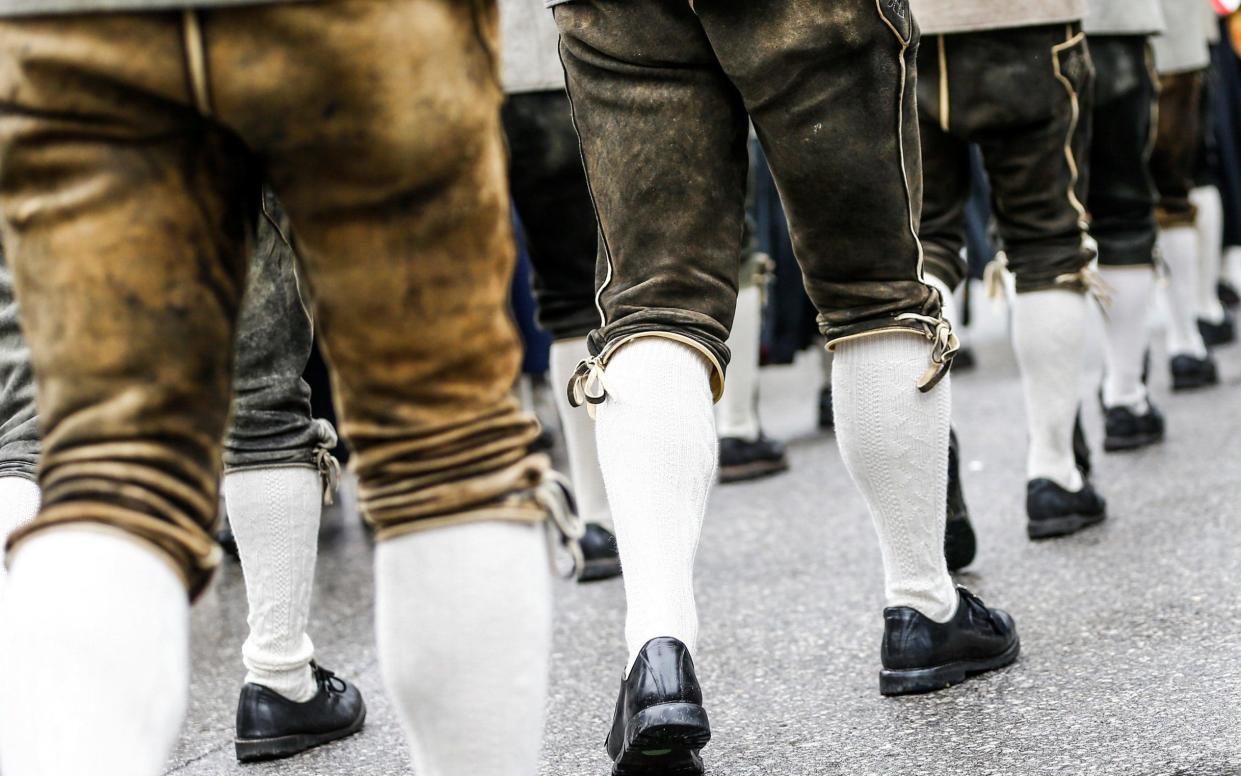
[181,11,213,116]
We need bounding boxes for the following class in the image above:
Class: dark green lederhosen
[1086,36,1160,268]
[555,0,954,402]
[918,23,1096,293]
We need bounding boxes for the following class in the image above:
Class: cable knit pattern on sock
[1012,289,1087,491]
[1159,227,1209,358]
[596,338,717,669]
[376,522,551,776]
[225,466,321,702]
[1100,268,1154,410]
[833,334,957,623]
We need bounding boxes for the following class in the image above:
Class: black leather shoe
[1073,410,1092,479]
[578,523,623,583]
[952,344,977,372]
[879,587,1019,696]
[1103,402,1165,452]
[718,434,789,483]
[1220,279,1240,309]
[1026,478,1106,539]
[1198,312,1236,348]
[606,638,710,776]
[217,527,240,562]
[944,430,976,571]
[235,663,366,762]
[817,385,834,430]
[1170,354,1219,391]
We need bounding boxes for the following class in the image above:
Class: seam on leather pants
[937,35,950,133]
[181,10,214,116]
[1143,42,1160,162]
[1051,25,1089,231]
[873,0,928,288]
[259,198,316,338]
[553,27,616,336]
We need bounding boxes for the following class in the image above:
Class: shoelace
[314,419,342,506]
[984,252,1114,309]
[956,587,1001,634]
[894,311,959,393]
[312,663,347,694]
[567,356,608,419]
[534,471,586,578]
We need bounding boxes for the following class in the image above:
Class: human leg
[222,192,364,760]
[555,2,747,769]
[717,251,788,483]
[0,15,255,773]
[701,0,1014,691]
[503,89,621,581]
[941,25,1105,535]
[1152,70,1218,388]
[211,4,557,773]
[1086,36,1164,451]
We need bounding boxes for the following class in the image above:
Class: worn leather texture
[504,90,601,341]
[0,0,546,598]
[606,637,704,760]
[1151,70,1206,228]
[917,23,1095,292]
[0,195,334,480]
[1087,36,1160,267]
[555,0,941,384]
[236,665,364,740]
[881,589,1017,671]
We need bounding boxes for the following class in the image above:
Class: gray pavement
[170,293,1241,776]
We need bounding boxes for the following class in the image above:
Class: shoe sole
[718,458,789,484]
[879,637,1021,697]
[577,557,623,583]
[1103,430,1164,452]
[235,706,366,763]
[1202,333,1235,347]
[1026,510,1106,540]
[612,702,711,776]
[1171,375,1219,391]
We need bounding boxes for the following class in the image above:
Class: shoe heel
[615,702,711,775]
[628,702,711,750]
[879,665,968,697]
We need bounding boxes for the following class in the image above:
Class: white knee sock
[376,521,551,776]
[595,338,716,667]
[224,466,321,702]
[833,334,957,621]
[1158,226,1209,358]
[1,527,189,776]
[549,338,612,529]
[1191,186,1227,324]
[716,286,762,442]
[0,476,40,599]
[1100,267,1155,411]
[1011,289,1087,491]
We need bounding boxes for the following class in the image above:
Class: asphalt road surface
[170,291,1241,776]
